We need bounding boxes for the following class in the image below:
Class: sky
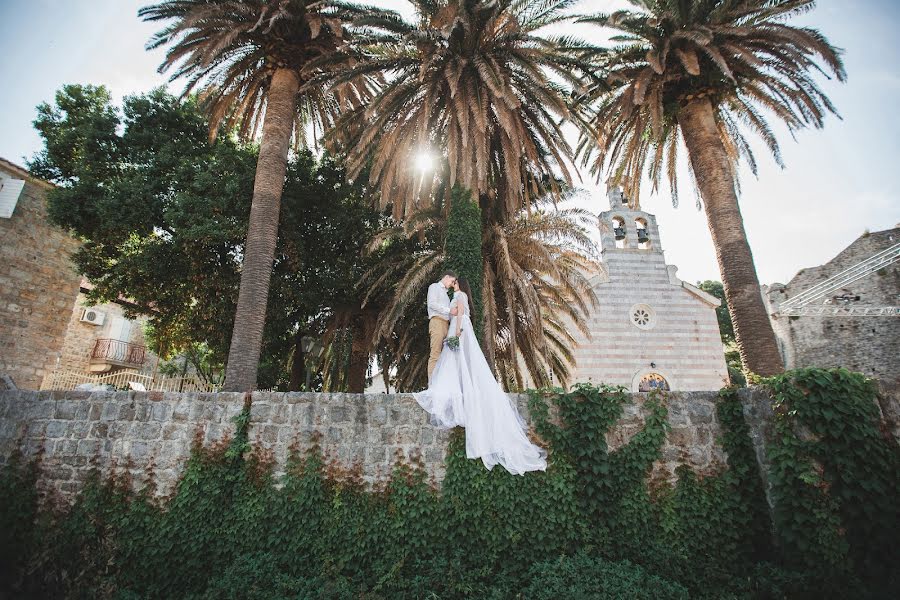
[1,0,898,286]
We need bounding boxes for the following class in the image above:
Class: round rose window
[630,304,656,330]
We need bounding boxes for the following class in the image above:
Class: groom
[426,271,459,380]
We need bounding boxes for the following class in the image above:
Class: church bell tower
[598,187,663,255]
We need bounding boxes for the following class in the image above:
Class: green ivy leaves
[764,368,900,592]
[1,373,896,597]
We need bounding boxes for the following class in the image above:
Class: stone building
[0,157,155,390]
[0,158,82,389]
[56,277,154,376]
[569,188,729,392]
[765,226,899,384]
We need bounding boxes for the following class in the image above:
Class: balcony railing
[90,338,146,367]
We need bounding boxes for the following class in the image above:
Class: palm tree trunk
[222,68,300,391]
[288,331,306,392]
[678,97,784,377]
[347,309,377,393]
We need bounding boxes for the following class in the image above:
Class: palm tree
[140,0,390,391]
[361,195,599,391]
[327,0,599,221]
[576,0,845,376]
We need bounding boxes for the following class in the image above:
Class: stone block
[55,439,78,456]
[667,426,694,447]
[162,424,187,441]
[276,426,294,444]
[67,421,91,438]
[270,404,289,424]
[258,425,279,444]
[133,423,161,441]
[250,402,272,421]
[76,440,100,457]
[89,423,110,439]
[370,405,387,425]
[54,400,79,420]
[204,424,225,442]
[396,425,419,444]
[118,404,137,421]
[129,441,153,461]
[99,403,118,421]
[695,426,712,445]
[331,406,349,423]
[687,403,714,424]
[667,403,690,426]
[172,398,191,421]
[686,445,709,467]
[138,401,157,422]
[150,402,172,422]
[44,420,68,438]
[189,402,206,420]
[44,465,74,481]
[26,402,54,420]
[424,448,444,464]
[25,421,47,439]
[327,427,343,443]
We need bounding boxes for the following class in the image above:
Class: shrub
[521,552,689,600]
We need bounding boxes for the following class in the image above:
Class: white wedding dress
[413,292,547,475]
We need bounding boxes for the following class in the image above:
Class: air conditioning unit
[80,308,106,326]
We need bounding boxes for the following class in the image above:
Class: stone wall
[0,389,753,500]
[766,227,900,385]
[0,159,82,390]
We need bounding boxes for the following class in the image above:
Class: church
[569,188,729,392]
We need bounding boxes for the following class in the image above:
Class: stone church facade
[569,189,729,392]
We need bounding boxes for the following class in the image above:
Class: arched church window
[635,217,650,249]
[612,216,626,248]
[638,373,670,392]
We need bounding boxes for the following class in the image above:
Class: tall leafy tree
[698,279,745,385]
[30,86,381,391]
[576,0,845,376]
[139,0,391,391]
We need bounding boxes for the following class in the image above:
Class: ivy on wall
[764,368,900,592]
[444,185,483,342]
[1,371,897,599]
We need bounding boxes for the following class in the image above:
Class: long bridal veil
[413,293,547,476]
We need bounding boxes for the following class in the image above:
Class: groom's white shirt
[426,281,451,321]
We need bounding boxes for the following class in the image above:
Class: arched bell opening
[612,215,626,249]
[635,217,650,249]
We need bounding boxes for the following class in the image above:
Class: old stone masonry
[0,387,793,503]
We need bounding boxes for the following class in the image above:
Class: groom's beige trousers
[428,316,450,380]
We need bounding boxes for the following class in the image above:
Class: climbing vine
[445,185,483,341]
[764,367,900,593]
[0,372,896,598]
[716,388,774,562]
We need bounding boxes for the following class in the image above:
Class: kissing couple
[413,271,547,475]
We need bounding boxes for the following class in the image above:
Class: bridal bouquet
[445,336,460,351]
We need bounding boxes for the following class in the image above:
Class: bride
[413,277,547,475]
